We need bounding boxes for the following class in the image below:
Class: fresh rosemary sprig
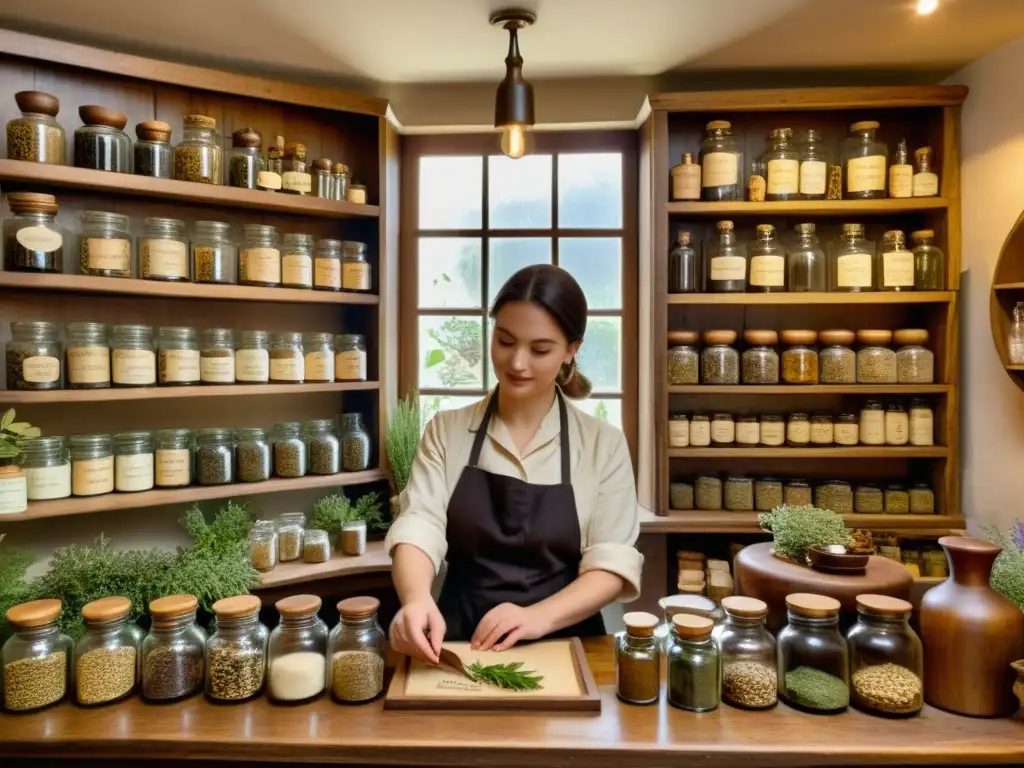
[467,660,544,691]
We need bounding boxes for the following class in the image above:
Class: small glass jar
[328,596,387,703]
[205,595,268,703]
[763,127,800,202]
[2,599,72,712]
[111,324,156,388]
[236,330,270,384]
[909,484,935,514]
[314,238,343,291]
[331,333,366,382]
[273,421,308,478]
[857,330,897,384]
[759,414,785,447]
[278,511,306,563]
[668,413,689,448]
[736,416,760,446]
[282,142,312,195]
[689,414,711,447]
[843,120,887,199]
[778,594,849,713]
[342,519,368,556]
[700,120,742,201]
[200,328,235,385]
[114,431,154,493]
[240,224,281,287]
[154,429,193,488]
[810,414,834,445]
[787,222,827,292]
[877,229,915,292]
[70,434,114,497]
[885,403,909,446]
[80,211,132,277]
[173,114,222,184]
[742,330,779,384]
[855,484,884,514]
[340,412,371,472]
[818,329,856,385]
[6,90,65,164]
[139,217,189,282]
[829,223,875,292]
[6,320,62,391]
[134,121,172,179]
[235,427,271,483]
[347,183,367,204]
[263,137,284,191]
[332,163,351,201]
[786,413,810,447]
[194,427,234,486]
[269,331,304,384]
[74,596,142,706]
[19,436,71,501]
[701,330,739,384]
[668,231,697,293]
[799,129,828,200]
[894,329,934,384]
[667,332,700,385]
[342,240,372,292]
[707,220,747,293]
[304,419,341,475]
[616,612,661,705]
[304,529,331,563]
[268,595,328,704]
[784,479,812,507]
[227,127,263,189]
[815,480,853,514]
[74,106,131,173]
[281,233,314,289]
[3,192,65,273]
[695,473,722,511]
[141,595,207,702]
[670,482,694,511]
[780,330,818,384]
[249,524,278,572]
[884,485,910,514]
[860,399,886,445]
[667,614,720,712]
[909,399,934,446]
[847,595,923,717]
[717,597,776,710]
[312,158,334,198]
[754,477,783,512]
[158,326,200,386]
[912,230,946,291]
[711,413,735,445]
[192,221,237,284]
[748,223,787,292]
[835,412,860,446]
[724,475,754,512]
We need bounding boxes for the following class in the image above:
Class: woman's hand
[389,598,446,666]
[471,603,550,652]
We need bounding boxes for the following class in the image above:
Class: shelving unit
[990,211,1024,388]
[2,381,379,404]
[255,540,391,590]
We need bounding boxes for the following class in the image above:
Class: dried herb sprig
[467,660,544,691]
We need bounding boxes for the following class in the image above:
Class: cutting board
[383,637,600,712]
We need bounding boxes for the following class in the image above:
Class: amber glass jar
[780,330,818,384]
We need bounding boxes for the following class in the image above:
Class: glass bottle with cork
[846,595,923,717]
[267,594,329,704]
[258,136,284,192]
[670,152,701,201]
[2,599,73,712]
[911,230,945,290]
[205,595,269,704]
[763,127,800,201]
[706,220,746,293]
[328,596,387,703]
[74,596,143,707]
[888,139,913,199]
[717,596,777,710]
[173,115,222,185]
[312,157,334,198]
[141,595,207,702]
[798,129,827,200]
[877,229,914,292]
[699,120,742,201]
[786,223,826,292]
[3,192,64,273]
[228,127,264,189]
[843,120,887,199]
[829,223,875,292]
[777,593,850,714]
[668,231,697,293]
[913,147,939,197]
[748,224,786,293]
[616,611,661,705]
[667,614,720,712]
[282,142,312,195]
[74,105,131,173]
[332,163,350,201]
[134,120,172,179]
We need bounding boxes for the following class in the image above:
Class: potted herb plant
[384,393,420,519]
[0,409,40,515]
[757,503,851,564]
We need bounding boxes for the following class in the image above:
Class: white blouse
[385,392,644,602]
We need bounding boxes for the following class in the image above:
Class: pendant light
[491,8,536,159]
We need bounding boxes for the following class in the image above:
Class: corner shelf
[255,541,391,589]
[1,381,379,404]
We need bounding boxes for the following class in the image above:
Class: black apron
[437,388,606,642]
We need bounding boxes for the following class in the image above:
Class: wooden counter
[2,638,1022,767]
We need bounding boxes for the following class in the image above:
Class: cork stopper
[677,231,692,245]
[149,594,198,618]
[716,220,735,233]
[850,120,880,132]
[857,329,893,345]
[333,162,348,174]
[672,613,714,639]
[856,594,912,617]
[681,152,695,165]
[912,229,935,241]
[722,596,768,619]
[756,224,775,238]
[780,329,817,346]
[337,595,380,619]
[8,192,58,215]
[785,592,840,618]
[883,229,906,248]
[842,223,864,238]
[212,594,261,619]
[269,135,285,158]
[703,329,738,346]
[313,157,333,171]
[15,90,60,117]
[795,222,816,235]
[770,127,793,141]
[136,120,172,142]
[183,114,217,130]
[232,127,262,149]
[915,146,934,160]
[6,599,61,629]
[667,330,699,345]
[744,329,778,346]
[706,120,732,132]
[818,329,856,346]
[284,142,307,160]
[623,611,660,638]
[893,328,929,346]
[276,594,322,617]
[79,105,127,130]
[82,596,131,623]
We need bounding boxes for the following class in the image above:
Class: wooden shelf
[668,384,950,395]
[667,291,954,306]
[993,282,1024,291]
[255,540,391,589]
[0,159,380,218]
[664,198,949,217]
[2,381,379,404]
[3,469,386,522]
[0,272,379,305]
[640,510,966,534]
[668,446,947,459]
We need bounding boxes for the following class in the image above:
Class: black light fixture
[491,8,536,159]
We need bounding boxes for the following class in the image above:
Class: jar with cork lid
[205,595,269,704]
[267,594,328,704]
[777,593,850,713]
[6,321,62,391]
[818,329,856,384]
[706,220,746,292]
[667,614,720,712]
[911,230,945,290]
[141,594,207,702]
[780,330,818,384]
[798,129,827,200]
[616,611,661,705]
[748,224,786,292]
[877,230,915,292]
[764,127,800,201]
[830,223,875,292]
[670,152,701,201]
[667,330,699,385]
[894,329,934,384]
[701,330,739,384]
[3,192,64,273]
[312,157,334,198]
[846,594,923,716]
[74,105,131,173]
[6,90,65,164]
[842,120,887,199]
[700,120,742,201]
[260,136,284,192]
[717,596,777,710]
[913,147,939,198]
[857,330,897,383]
[228,127,263,189]
[742,329,779,384]
[282,142,312,195]
[668,231,697,293]
[2,599,72,712]
[74,596,142,706]
[787,222,827,292]
[332,163,350,200]
[173,114,222,184]
[134,120,172,179]
[328,596,387,703]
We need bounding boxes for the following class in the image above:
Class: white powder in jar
[268,651,327,701]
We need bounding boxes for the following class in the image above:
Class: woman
[385,264,643,665]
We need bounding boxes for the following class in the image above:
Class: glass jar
[911,230,945,290]
[19,436,71,501]
[877,229,915,292]
[725,475,753,511]
[111,324,156,388]
[74,106,131,172]
[330,333,367,382]
[667,614,720,712]
[667,332,700,385]
[748,224,786,292]
[304,529,331,563]
[670,482,694,511]
[913,146,939,198]
[889,138,913,199]
[843,120,887,199]
[6,90,65,164]
[154,429,192,488]
[70,434,114,497]
[141,595,207,702]
[616,612,661,705]
[778,594,849,713]
[269,331,304,384]
[312,158,334,198]
[798,129,827,200]
[847,595,923,716]
[909,484,935,514]
[780,330,818,384]
[695,473,722,510]
[192,221,237,284]
[236,330,270,384]
[860,399,885,445]
[194,427,234,486]
[668,414,689,448]
[909,399,934,446]
[857,330,897,384]
[701,330,739,384]
[328,596,387,703]
[332,163,350,201]
[200,328,235,384]
[717,596,776,710]
[2,599,72,711]
[689,414,711,447]
[736,416,760,446]
[273,421,308,478]
[74,596,142,706]
[134,120,172,179]
[113,431,154,493]
[829,223,875,292]
[314,238,343,291]
[810,414,834,445]
[818,329,856,384]
[668,231,697,293]
[304,419,341,475]
[787,222,827,292]
[249,524,278,572]
[763,127,800,202]
[173,114,222,184]
[235,427,271,483]
[885,403,909,446]
[342,519,368,556]
[80,211,132,277]
[784,479,812,506]
[884,484,910,514]
[158,326,200,386]
[855,484,884,514]
[278,511,306,563]
[299,332,334,384]
[342,240,372,292]
[240,224,281,287]
[140,217,189,282]
[6,321,62,391]
[754,477,783,512]
[760,415,785,447]
[282,233,313,289]
[835,412,860,446]
[699,120,742,201]
[786,413,810,447]
[227,127,263,189]
[815,480,853,514]
[268,594,328,703]
[282,142,312,195]
[711,413,735,446]
[340,412,371,472]
[206,595,268,703]
[894,329,934,384]
[670,152,701,202]
[3,192,64,273]
[706,220,746,293]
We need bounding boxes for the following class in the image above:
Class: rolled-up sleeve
[384,414,450,574]
[579,427,644,602]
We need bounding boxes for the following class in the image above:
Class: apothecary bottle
[1010,302,1024,365]
[74,105,131,173]
[885,403,909,446]
[74,596,142,706]
[192,221,237,284]
[228,127,263,189]
[342,240,372,292]
[878,229,914,292]
[273,421,308,478]
[134,121,172,179]
[173,114,222,184]
[913,147,939,198]
[341,520,367,556]
[911,230,945,290]
[66,322,110,390]
[668,413,689,448]
[829,223,874,292]
[616,611,661,705]
[780,329,818,385]
[140,217,189,282]
[846,595,923,717]
[19,436,71,501]
[784,478,812,506]
[259,136,284,192]
[843,120,887,199]
[736,416,760,446]
[885,484,909,513]
[269,331,304,384]
[328,596,387,703]
[748,224,786,292]
[699,120,742,201]
[340,412,372,472]
[280,233,313,289]
[716,597,776,710]
[701,330,739,385]
[707,220,746,292]
[725,474,753,511]
[235,427,271,483]
[777,593,849,713]
[894,328,934,384]
[154,429,192,488]
[303,332,335,383]
[158,326,200,386]
[141,595,207,702]
[332,163,350,201]
[798,129,827,200]
[111,324,156,388]
[810,414,834,445]
[235,330,270,384]
[70,435,114,497]
[668,231,697,293]
[6,320,62,391]
[205,595,268,703]
[195,428,234,486]
[667,614,720,712]
[113,431,154,492]
[909,398,934,447]
[2,599,73,712]
[889,139,913,199]
[855,484,883,514]
[784,413,809,447]
[3,192,64,273]
[787,223,826,292]
[240,224,281,287]
[818,329,856,384]
[305,419,341,475]
[670,152,701,201]
[200,328,235,384]
[860,399,886,445]
[80,211,132,278]
[760,415,784,447]
[835,412,859,446]
[6,90,65,164]
[711,412,735,445]
[857,330,897,384]
[268,594,328,704]
[754,477,782,511]
[909,483,935,514]
[312,157,334,198]
[282,142,312,195]
[690,415,711,448]
[336,334,368,382]
[741,329,779,385]
[764,128,800,201]
[314,238,343,291]
[249,523,278,572]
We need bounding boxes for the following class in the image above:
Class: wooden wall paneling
[942,106,962,291]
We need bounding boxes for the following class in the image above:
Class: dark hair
[489,264,592,399]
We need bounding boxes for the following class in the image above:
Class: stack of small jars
[249,510,369,573]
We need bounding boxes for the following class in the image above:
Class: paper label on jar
[315,258,341,289]
[22,355,60,383]
[749,255,785,287]
[68,345,110,384]
[347,187,367,205]
[142,239,188,279]
[882,249,915,287]
[710,255,745,282]
[910,412,934,445]
[270,354,303,382]
[112,349,156,385]
[87,238,131,273]
[671,165,701,200]
[837,253,872,288]
[668,419,689,448]
[115,452,154,492]
[735,422,760,445]
[282,253,312,287]
[342,262,371,291]
[235,348,269,382]
[847,155,886,193]
[0,475,27,515]
[241,248,281,284]
[305,351,334,381]
[799,160,827,196]
[702,152,738,188]
[257,171,282,190]
[282,171,312,195]
[810,423,834,444]
[161,349,200,383]
[72,456,114,496]
[860,413,885,444]
[711,421,735,444]
[833,423,859,445]
[885,414,909,445]
[16,226,62,253]
[200,354,235,383]
[914,173,939,197]
[760,423,784,445]
[766,159,799,195]
[156,449,190,486]
[889,165,913,198]
[689,420,711,447]
[787,422,810,443]
[336,350,367,381]
[25,463,71,501]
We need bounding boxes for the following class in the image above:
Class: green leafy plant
[311,491,386,537]
[386,393,421,494]
[987,521,1024,608]
[0,408,40,460]
[468,660,544,691]
[352,491,385,532]
[180,501,254,556]
[0,534,33,640]
[758,504,851,564]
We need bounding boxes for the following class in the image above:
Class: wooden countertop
[2,637,1022,767]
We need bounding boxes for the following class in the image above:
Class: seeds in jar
[815,483,853,513]
[854,486,884,514]
[237,443,270,482]
[143,645,203,700]
[668,350,698,385]
[695,475,722,511]
[670,482,694,510]
[304,540,329,563]
[79,238,131,277]
[909,486,935,514]
[885,487,910,514]
[197,452,232,485]
[207,644,265,701]
[784,667,849,711]
[275,442,305,477]
[702,350,739,384]
[784,482,812,506]
[76,646,136,705]
[174,147,219,184]
[820,352,856,384]
[724,478,753,511]
[851,663,922,714]
[754,479,783,512]
[279,529,302,561]
[7,122,63,162]
[3,652,67,711]
[331,650,384,702]
[342,435,369,472]
[857,350,897,383]
[251,539,275,571]
[6,348,61,390]
[722,661,777,709]
[309,438,340,475]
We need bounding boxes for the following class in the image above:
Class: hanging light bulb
[491,9,536,160]
[500,124,534,159]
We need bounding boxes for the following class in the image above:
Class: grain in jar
[670,482,694,510]
[711,413,735,445]
[304,529,331,563]
[111,324,156,388]
[154,429,192,488]
[267,595,328,703]
[854,484,884,514]
[668,331,700,385]
[6,321,62,390]
[615,612,661,705]
[695,474,723,511]
[194,428,234,485]
[79,211,132,277]
[205,595,268,703]
[249,524,277,572]
[328,596,387,703]
[304,419,340,475]
[341,520,367,556]
[741,330,779,384]
[810,414,834,445]
[760,415,784,446]
[19,436,71,501]
[114,431,154,492]
[909,484,935,514]
[235,428,271,483]
[816,480,853,514]
[281,233,313,289]
[846,595,923,717]
[725,475,753,511]
[335,334,368,382]
[786,413,810,447]
[173,114,221,184]
[66,322,110,389]
[74,597,141,706]
[668,414,689,448]
[859,400,885,445]
[894,329,934,384]
[780,330,818,384]
[240,224,281,287]
[885,403,909,446]
[200,328,235,384]
[340,413,371,471]
[269,331,304,384]
[736,416,759,446]
[784,480,812,507]
[884,485,910,514]
[857,330,897,384]
[701,330,739,384]
[818,329,856,385]
[754,477,783,512]
[191,221,237,284]
[835,412,859,446]
[6,90,65,164]
[314,238,342,291]
[139,218,189,282]
[909,399,934,446]
[273,422,308,478]
[235,330,269,383]
[689,414,711,447]
[142,595,207,702]
[342,240,372,291]
[70,434,114,496]
[3,192,64,273]
[303,332,334,383]
[158,327,200,386]
[2,599,72,712]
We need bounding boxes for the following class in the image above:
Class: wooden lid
[149,594,198,618]
[856,594,912,616]
[671,613,714,638]
[276,594,322,616]
[857,329,893,345]
[707,120,732,131]
[912,229,935,239]
[818,329,855,346]
[780,329,817,345]
[183,114,217,129]
[313,157,333,171]
[6,598,61,628]
[785,593,840,617]
[667,330,699,345]
[136,120,171,141]
[744,329,778,346]
[231,127,262,148]
[78,105,128,130]
[7,192,58,215]
[703,329,737,345]
[893,328,929,345]
[722,596,767,619]
[623,611,660,637]
[337,595,380,619]
[15,90,59,116]
[81,596,130,622]
[212,594,261,619]
[850,120,880,131]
